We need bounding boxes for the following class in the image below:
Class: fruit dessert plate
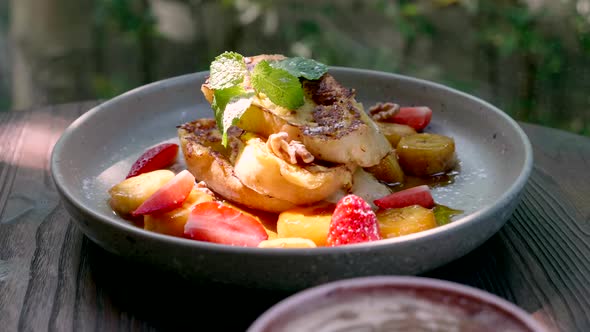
[51,62,532,290]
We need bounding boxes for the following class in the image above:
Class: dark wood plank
[0,110,30,332]
[0,102,98,332]
[0,111,27,223]
[1,104,590,332]
[512,124,590,332]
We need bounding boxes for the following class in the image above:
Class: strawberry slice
[327,195,381,246]
[374,185,435,209]
[184,202,268,247]
[391,106,432,131]
[131,170,195,216]
[127,143,179,179]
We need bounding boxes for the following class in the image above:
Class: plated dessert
[108,52,462,248]
[51,54,532,288]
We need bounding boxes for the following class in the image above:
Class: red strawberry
[390,106,432,131]
[374,185,435,209]
[127,143,179,179]
[131,170,195,217]
[184,202,268,247]
[327,195,381,246]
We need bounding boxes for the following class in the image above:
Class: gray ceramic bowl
[247,276,548,332]
[51,68,533,291]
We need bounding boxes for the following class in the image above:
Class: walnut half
[267,132,314,165]
[369,102,400,122]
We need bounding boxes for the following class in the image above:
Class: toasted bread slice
[178,118,354,212]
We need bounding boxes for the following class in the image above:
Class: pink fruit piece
[127,143,179,179]
[374,185,435,210]
[327,194,381,246]
[184,202,268,247]
[131,170,195,217]
[391,106,432,131]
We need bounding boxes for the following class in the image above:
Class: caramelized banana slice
[376,122,417,147]
[234,134,353,205]
[178,119,296,213]
[365,150,405,184]
[396,133,456,176]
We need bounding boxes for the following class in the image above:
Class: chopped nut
[267,132,315,165]
[369,102,400,122]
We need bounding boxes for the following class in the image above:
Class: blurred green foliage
[92,0,157,98]
[3,0,590,135]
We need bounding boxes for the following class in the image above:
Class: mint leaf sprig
[251,60,304,111]
[208,52,328,146]
[209,51,247,90]
[211,85,254,146]
[270,56,328,80]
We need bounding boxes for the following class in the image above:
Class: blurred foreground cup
[248,276,548,332]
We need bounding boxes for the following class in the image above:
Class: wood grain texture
[1,104,589,332]
[0,102,97,332]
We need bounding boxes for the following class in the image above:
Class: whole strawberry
[327,194,381,246]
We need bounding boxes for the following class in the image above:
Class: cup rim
[247,276,549,332]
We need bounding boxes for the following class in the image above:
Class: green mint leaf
[212,86,253,146]
[251,60,304,110]
[209,51,247,90]
[271,57,328,80]
[433,204,464,226]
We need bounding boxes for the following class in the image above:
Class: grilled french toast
[178,119,355,212]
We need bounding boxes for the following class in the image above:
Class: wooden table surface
[1,101,589,332]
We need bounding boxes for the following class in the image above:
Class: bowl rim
[246,275,548,332]
[50,67,533,255]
